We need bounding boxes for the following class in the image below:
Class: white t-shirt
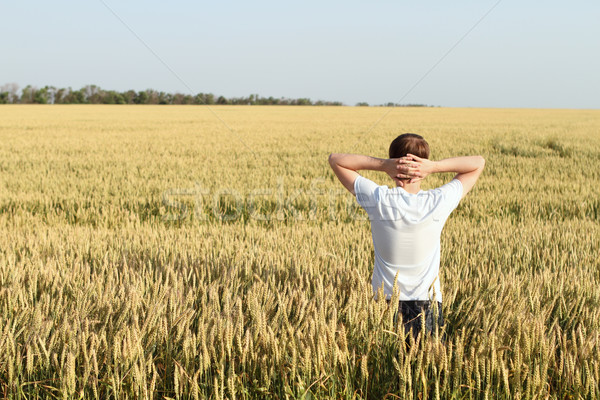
[354,176,463,302]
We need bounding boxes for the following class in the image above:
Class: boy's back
[354,176,463,302]
[328,133,484,338]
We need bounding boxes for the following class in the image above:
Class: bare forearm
[328,153,388,172]
[432,156,485,174]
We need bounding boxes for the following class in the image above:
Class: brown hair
[389,133,430,159]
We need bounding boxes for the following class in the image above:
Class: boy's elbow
[328,153,338,166]
[477,155,485,168]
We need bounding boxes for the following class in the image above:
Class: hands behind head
[392,153,434,185]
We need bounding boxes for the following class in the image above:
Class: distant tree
[145,89,159,104]
[102,91,125,104]
[229,96,249,105]
[0,92,8,104]
[158,92,171,105]
[133,91,148,104]
[296,98,312,106]
[63,88,86,104]
[20,85,35,103]
[121,90,135,104]
[114,93,126,104]
[356,102,369,107]
[194,92,214,105]
[193,93,204,105]
[85,85,103,104]
[0,83,19,103]
[172,93,185,105]
[34,86,51,104]
[54,87,67,104]
[216,96,228,105]
[19,85,52,104]
[249,93,261,105]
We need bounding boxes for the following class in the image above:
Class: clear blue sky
[1,0,599,108]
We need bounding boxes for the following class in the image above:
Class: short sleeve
[438,179,463,212]
[354,175,379,209]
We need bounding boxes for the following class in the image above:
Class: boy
[328,133,485,338]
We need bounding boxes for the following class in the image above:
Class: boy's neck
[396,181,421,194]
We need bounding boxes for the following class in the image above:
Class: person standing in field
[328,134,485,339]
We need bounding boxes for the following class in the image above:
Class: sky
[1,0,599,108]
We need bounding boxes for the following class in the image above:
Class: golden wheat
[0,105,598,398]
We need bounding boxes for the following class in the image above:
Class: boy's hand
[396,154,436,183]
[383,159,403,185]
[384,158,420,186]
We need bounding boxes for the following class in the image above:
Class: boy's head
[389,133,430,159]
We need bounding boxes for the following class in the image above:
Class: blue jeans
[388,300,445,340]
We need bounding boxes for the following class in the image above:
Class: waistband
[385,299,442,307]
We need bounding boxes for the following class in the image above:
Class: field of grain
[0,105,599,399]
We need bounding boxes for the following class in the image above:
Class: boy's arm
[399,154,485,198]
[328,153,403,195]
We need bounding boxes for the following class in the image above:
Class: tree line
[0,83,431,107]
[0,83,345,106]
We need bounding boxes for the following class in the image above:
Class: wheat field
[0,105,599,399]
